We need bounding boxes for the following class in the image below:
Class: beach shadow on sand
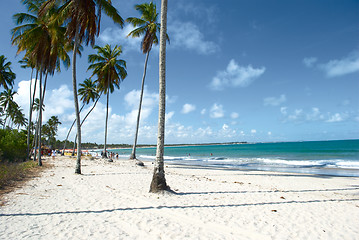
[1,197,358,218]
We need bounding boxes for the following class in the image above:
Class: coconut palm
[150,0,169,193]
[12,0,71,166]
[40,0,124,174]
[88,44,127,160]
[19,56,37,160]
[0,89,18,129]
[62,78,100,155]
[0,55,16,90]
[126,2,169,161]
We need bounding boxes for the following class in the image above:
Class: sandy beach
[1,156,358,239]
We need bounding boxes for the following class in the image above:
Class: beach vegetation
[0,129,28,163]
[88,44,127,160]
[150,0,170,193]
[40,0,124,174]
[126,2,169,161]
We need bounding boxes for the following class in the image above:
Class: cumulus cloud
[263,94,286,106]
[280,107,350,123]
[251,129,257,134]
[210,103,224,118]
[326,113,346,123]
[14,80,74,122]
[168,21,219,55]
[210,59,265,90]
[201,109,206,115]
[181,103,196,114]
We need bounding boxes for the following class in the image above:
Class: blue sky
[1,0,359,144]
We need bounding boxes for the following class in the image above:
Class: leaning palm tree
[150,0,169,193]
[40,0,124,174]
[0,55,16,90]
[63,78,100,155]
[88,44,127,161]
[126,2,169,161]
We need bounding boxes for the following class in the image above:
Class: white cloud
[319,51,359,77]
[210,103,224,118]
[166,111,175,121]
[98,25,142,53]
[303,57,318,67]
[263,94,286,106]
[326,113,346,123]
[210,59,265,90]
[181,103,196,114]
[14,80,74,123]
[222,124,229,130]
[267,131,272,135]
[230,112,239,119]
[201,109,206,115]
[251,129,257,134]
[168,21,219,55]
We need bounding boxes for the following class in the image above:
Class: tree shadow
[1,198,358,218]
[175,187,359,195]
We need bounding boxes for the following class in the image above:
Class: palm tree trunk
[73,26,82,174]
[26,68,34,161]
[130,51,150,160]
[150,0,169,193]
[37,72,43,166]
[103,90,109,159]
[81,94,101,126]
[62,103,85,155]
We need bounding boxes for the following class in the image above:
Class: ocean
[101,139,359,177]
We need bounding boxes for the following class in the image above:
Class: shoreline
[1,156,358,239]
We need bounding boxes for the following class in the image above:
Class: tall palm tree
[40,0,124,174]
[62,78,99,155]
[150,0,169,193]
[12,0,70,166]
[19,56,37,160]
[0,55,16,90]
[88,44,127,160]
[126,2,169,161]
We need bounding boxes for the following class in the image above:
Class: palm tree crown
[127,2,169,53]
[88,44,127,93]
[0,55,16,90]
[78,78,99,105]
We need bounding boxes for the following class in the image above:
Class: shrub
[0,129,27,163]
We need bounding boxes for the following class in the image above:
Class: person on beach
[52,150,56,160]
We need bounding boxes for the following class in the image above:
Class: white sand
[1,156,359,239]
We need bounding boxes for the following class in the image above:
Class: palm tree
[0,55,16,90]
[0,89,18,129]
[150,0,169,193]
[40,0,124,174]
[12,107,28,130]
[12,0,71,166]
[126,2,169,161]
[19,56,37,160]
[62,78,99,155]
[88,44,127,161]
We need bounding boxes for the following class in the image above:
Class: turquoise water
[103,140,359,177]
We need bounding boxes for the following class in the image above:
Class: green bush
[0,129,27,163]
